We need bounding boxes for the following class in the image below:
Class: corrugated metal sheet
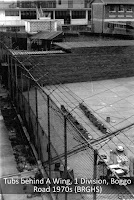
[9,49,65,56]
[30,31,63,40]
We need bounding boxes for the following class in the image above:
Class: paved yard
[23,77,134,200]
[44,77,134,198]
[44,77,134,135]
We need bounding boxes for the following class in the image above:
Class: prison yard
[0,35,134,200]
[0,0,134,199]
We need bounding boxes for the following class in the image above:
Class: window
[58,0,61,5]
[118,5,124,12]
[5,10,19,16]
[68,0,73,8]
[17,1,36,8]
[21,11,36,19]
[9,3,17,8]
[72,11,86,19]
[108,23,114,29]
[38,1,56,8]
[85,0,91,8]
[126,6,132,12]
[55,11,69,19]
[6,27,20,32]
[109,5,116,12]
[17,1,56,8]
[43,11,53,19]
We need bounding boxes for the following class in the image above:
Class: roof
[30,31,63,40]
[93,0,134,4]
[55,40,134,49]
[9,49,65,56]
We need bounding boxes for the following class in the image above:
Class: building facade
[91,0,134,35]
[0,0,92,33]
[0,0,91,50]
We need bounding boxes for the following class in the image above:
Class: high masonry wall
[28,45,134,85]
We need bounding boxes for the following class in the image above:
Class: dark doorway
[64,12,71,25]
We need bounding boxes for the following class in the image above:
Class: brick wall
[104,5,134,19]
[19,45,134,85]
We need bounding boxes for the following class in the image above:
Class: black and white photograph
[0,0,134,200]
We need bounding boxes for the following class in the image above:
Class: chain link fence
[0,41,134,200]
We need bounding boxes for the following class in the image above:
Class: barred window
[72,11,86,19]
[38,1,56,8]
[5,10,19,16]
[55,11,69,19]
[118,5,124,12]
[17,1,56,8]
[126,6,132,12]
[17,1,36,8]
[21,11,36,19]
[109,5,116,12]
[68,0,73,8]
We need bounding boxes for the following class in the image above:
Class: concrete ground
[44,77,134,135]
[44,76,134,168]
[24,77,134,199]
[45,77,134,199]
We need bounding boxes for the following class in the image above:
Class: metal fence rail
[0,40,134,200]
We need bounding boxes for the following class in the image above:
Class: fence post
[7,54,11,94]
[64,115,67,200]
[10,56,14,101]
[47,95,51,179]
[21,71,24,120]
[12,58,15,102]
[93,149,98,200]
[27,77,30,130]
[14,61,18,108]
[1,43,3,61]
[35,86,40,159]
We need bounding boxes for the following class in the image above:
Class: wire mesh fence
[0,41,134,200]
